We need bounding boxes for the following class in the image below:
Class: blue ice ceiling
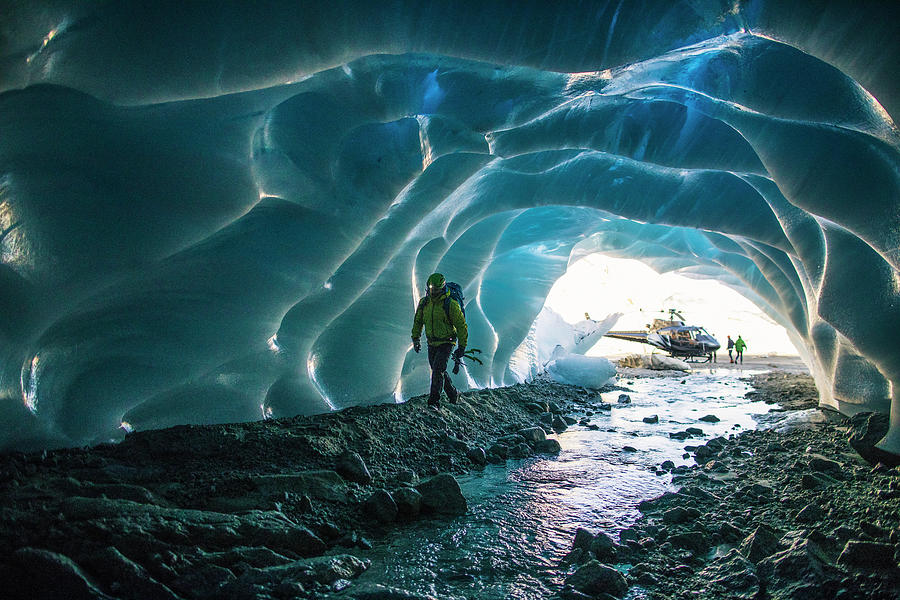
[1,1,898,453]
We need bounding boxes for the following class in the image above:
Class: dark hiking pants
[427,343,457,404]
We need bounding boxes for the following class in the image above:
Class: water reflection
[340,369,771,599]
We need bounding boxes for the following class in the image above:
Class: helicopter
[604,309,721,362]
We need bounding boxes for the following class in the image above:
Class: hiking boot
[447,388,459,404]
[427,398,440,409]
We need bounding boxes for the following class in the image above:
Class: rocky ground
[0,379,598,600]
[559,372,900,600]
[1,363,898,600]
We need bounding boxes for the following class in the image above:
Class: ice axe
[452,347,482,374]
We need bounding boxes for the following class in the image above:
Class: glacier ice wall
[0,1,898,453]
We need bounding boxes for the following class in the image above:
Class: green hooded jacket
[411,291,468,348]
[734,337,747,352]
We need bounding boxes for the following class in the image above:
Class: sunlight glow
[545,255,798,356]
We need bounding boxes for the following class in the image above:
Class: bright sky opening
[544,254,799,357]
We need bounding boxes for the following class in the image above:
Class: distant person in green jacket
[411,273,468,408]
[734,335,747,364]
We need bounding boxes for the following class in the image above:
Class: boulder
[740,524,782,563]
[466,447,487,465]
[573,528,595,551]
[589,531,618,563]
[536,438,562,454]
[642,415,659,424]
[617,394,631,404]
[415,473,467,515]
[699,414,721,422]
[363,489,398,523]
[837,540,897,569]
[662,506,700,524]
[392,487,422,518]
[848,412,898,465]
[552,415,569,433]
[518,427,547,444]
[336,451,372,484]
[564,560,628,598]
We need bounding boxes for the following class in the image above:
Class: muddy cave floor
[1,356,899,600]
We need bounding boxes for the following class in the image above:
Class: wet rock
[669,431,691,440]
[795,503,825,523]
[552,415,569,433]
[336,451,372,485]
[536,438,562,454]
[564,560,628,598]
[573,528,596,551]
[364,489,398,523]
[415,473,467,515]
[466,447,487,465]
[642,415,659,424]
[518,427,547,444]
[697,548,759,599]
[12,547,114,600]
[848,412,899,466]
[617,394,631,404]
[622,446,637,452]
[392,487,422,518]
[239,554,369,588]
[509,443,532,459]
[597,403,613,411]
[589,531,618,563]
[699,414,720,423]
[659,460,675,471]
[685,427,704,436]
[837,540,897,569]
[564,416,577,425]
[740,524,782,563]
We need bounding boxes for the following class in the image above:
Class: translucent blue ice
[0,2,898,454]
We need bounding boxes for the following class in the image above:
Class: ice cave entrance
[543,255,799,358]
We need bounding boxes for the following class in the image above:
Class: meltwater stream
[339,368,773,599]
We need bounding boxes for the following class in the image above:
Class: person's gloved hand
[454,346,465,361]
[412,337,421,353]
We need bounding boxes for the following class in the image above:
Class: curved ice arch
[0,30,897,453]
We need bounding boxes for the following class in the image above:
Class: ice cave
[0,0,898,457]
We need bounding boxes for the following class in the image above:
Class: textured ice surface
[0,1,898,452]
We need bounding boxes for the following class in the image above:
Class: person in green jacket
[411,273,468,408]
[734,335,747,364]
